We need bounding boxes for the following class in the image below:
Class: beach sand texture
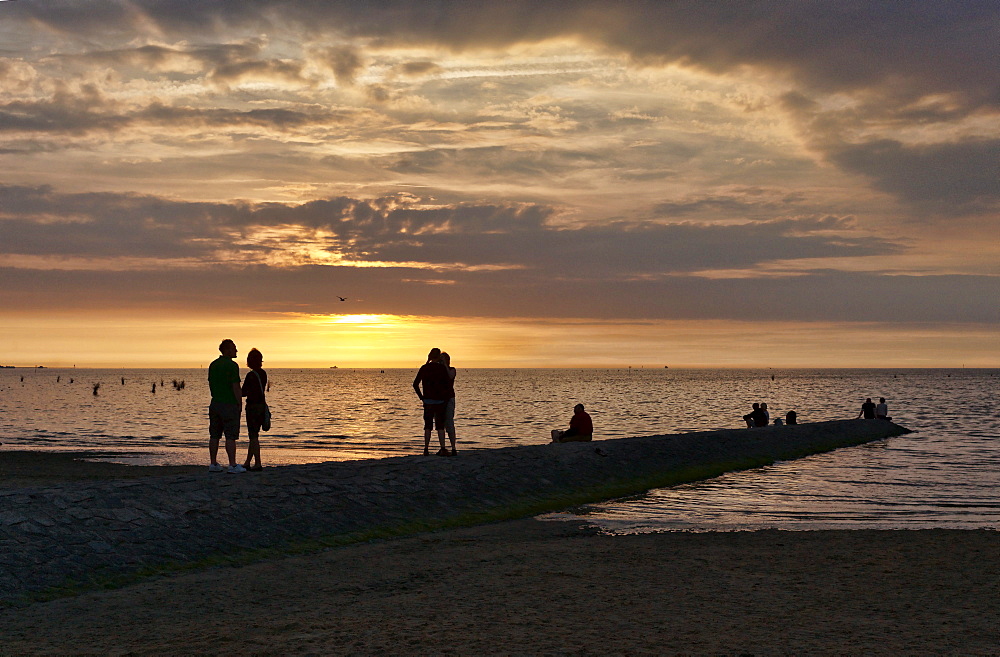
[2,519,997,655]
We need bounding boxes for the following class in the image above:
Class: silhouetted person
[208,339,245,473]
[241,347,269,471]
[551,404,593,442]
[441,351,458,455]
[761,402,770,425]
[857,397,876,420]
[785,410,798,425]
[744,402,767,427]
[876,397,888,420]
[413,348,450,456]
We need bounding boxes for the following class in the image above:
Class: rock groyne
[0,419,909,603]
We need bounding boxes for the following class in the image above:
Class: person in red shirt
[551,403,593,443]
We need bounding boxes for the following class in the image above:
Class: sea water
[2,367,998,530]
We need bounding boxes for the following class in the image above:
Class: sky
[1,1,998,367]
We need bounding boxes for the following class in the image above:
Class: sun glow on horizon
[1,311,996,369]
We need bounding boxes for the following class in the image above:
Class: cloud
[828,138,1000,214]
[0,90,358,136]
[3,264,998,326]
[311,45,365,86]
[17,2,996,102]
[396,60,442,77]
[0,184,900,278]
[52,39,268,75]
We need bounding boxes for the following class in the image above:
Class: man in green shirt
[208,339,245,473]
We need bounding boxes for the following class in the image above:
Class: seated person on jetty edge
[743,402,768,428]
[876,397,890,420]
[551,403,593,443]
[857,397,877,420]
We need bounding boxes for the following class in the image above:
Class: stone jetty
[0,419,908,603]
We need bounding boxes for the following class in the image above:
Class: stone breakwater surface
[0,420,908,603]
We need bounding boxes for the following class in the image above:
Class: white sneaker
[208,463,224,472]
[227,464,246,474]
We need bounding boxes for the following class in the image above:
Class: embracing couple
[412,347,458,456]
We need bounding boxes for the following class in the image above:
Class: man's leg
[209,404,223,465]
[423,429,432,455]
[222,404,242,470]
[209,436,221,465]
[225,438,238,467]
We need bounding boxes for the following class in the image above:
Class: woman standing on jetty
[441,352,458,455]
[241,348,268,471]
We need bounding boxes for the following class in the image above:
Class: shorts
[423,401,447,431]
[246,402,268,438]
[554,428,592,443]
[209,402,241,442]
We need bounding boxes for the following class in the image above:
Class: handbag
[252,370,271,432]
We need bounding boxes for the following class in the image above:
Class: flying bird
[338,296,347,301]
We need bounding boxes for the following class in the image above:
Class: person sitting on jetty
[785,410,798,425]
[743,403,768,428]
[857,397,877,419]
[551,403,593,443]
[876,397,889,420]
[412,348,451,456]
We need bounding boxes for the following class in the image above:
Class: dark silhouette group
[744,402,798,427]
[858,397,889,420]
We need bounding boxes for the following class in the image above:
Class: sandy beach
[1,517,997,655]
[2,450,998,655]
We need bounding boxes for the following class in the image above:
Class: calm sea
[2,367,998,531]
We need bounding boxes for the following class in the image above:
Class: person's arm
[412,370,424,400]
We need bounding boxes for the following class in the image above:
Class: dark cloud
[16,2,994,108]
[311,45,365,85]
[828,138,1000,214]
[0,82,130,135]
[0,93,356,135]
[0,184,899,277]
[396,61,441,77]
[52,39,267,74]
[208,58,309,87]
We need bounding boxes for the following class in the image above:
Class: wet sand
[2,450,998,655]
